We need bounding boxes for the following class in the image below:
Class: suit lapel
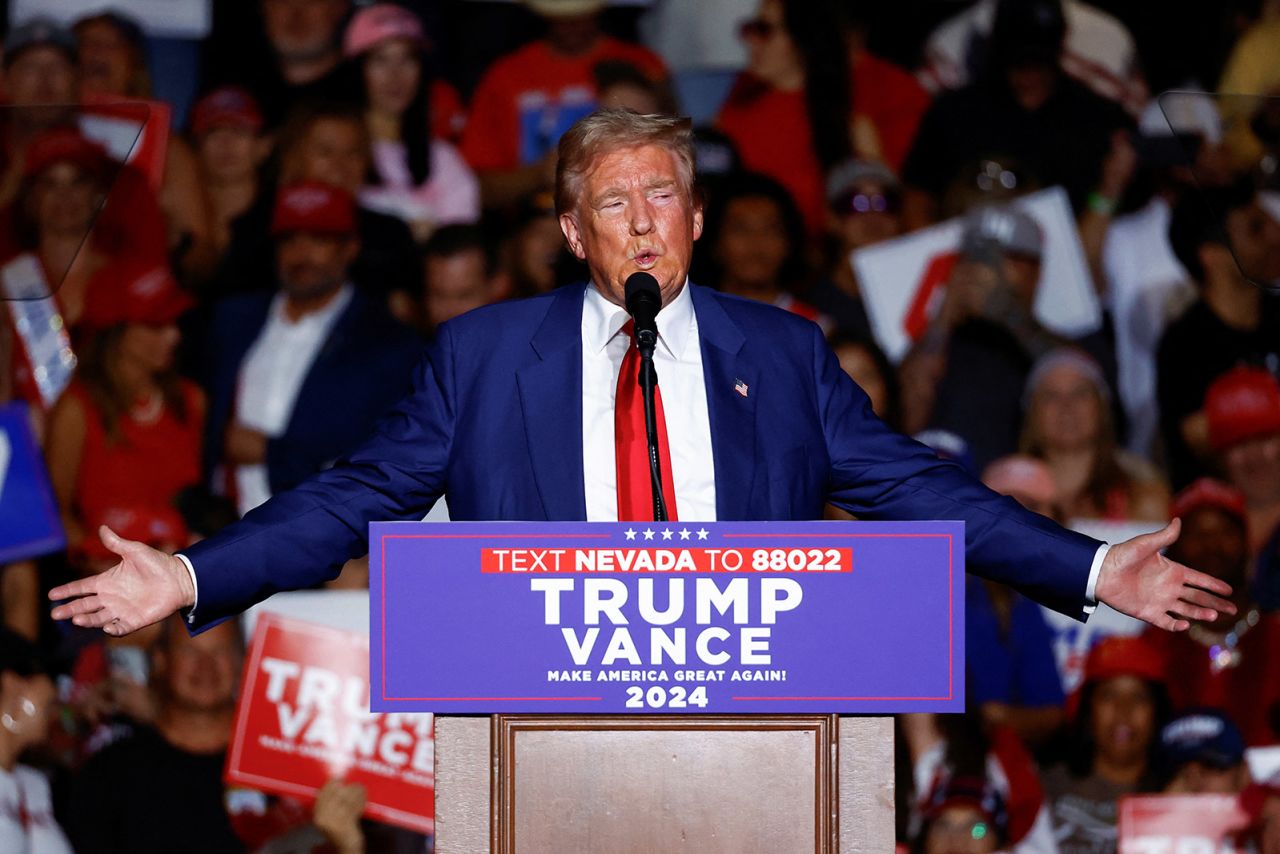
[690,286,758,521]
[516,285,588,520]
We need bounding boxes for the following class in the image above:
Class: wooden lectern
[432,714,894,852]
[373,520,961,853]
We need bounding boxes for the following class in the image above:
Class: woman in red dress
[43,262,200,564]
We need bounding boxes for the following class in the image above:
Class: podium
[372,521,964,852]
[433,714,893,852]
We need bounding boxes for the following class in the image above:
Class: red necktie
[615,321,678,521]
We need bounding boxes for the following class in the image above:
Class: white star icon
[679,528,692,541]
[661,528,674,540]
[696,528,709,540]
[624,528,637,541]
[643,528,656,540]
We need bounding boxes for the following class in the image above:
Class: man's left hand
[1095,518,1236,631]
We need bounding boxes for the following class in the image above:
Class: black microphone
[624,272,661,356]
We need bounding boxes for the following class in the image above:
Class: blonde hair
[555,109,696,216]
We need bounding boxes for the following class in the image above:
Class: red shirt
[67,380,203,524]
[717,52,930,235]
[461,38,667,172]
[1143,613,1280,746]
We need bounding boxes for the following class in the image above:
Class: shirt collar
[582,279,694,359]
[270,284,354,327]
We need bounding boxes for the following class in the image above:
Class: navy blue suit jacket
[185,283,1101,629]
[203,289,423,496]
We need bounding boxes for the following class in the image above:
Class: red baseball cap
[80,261,193,330]
[80,505,189,562]
[343,3,427,57]
[271,181,357,236]
[24,128,109,179]
[190,86,263,137]
[1171,478,1247,525]
[1205,366,1280,452]
[1082,636,1167,685]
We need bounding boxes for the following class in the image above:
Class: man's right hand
[49,525,195,636]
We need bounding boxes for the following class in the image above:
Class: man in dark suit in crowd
[52,111,1232,640]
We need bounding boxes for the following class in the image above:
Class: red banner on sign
[1118,794,1251,853]
[225,614,435,834]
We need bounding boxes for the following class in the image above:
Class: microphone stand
[635,332,668,522]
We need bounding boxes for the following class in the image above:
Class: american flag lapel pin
[734,378,749,398]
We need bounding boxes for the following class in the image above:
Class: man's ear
[692,206,704,242]
[559,213,587,260]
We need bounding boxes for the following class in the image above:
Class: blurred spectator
[502,188,566,297]
[189,88,270,258]
[901,711,1057,853]
[73,10,219,286]
[900,0,1132,226]
[831,334,898,426]
[913,775,1007,854]
[0,629,70,853]
[345,4,480,243]
[970,455,1067,749]
[809,159,902,342]
[1204,367,1280,554]
[899,205,1061,472]
[1143,477,1280,746]
[421,224,510,332]
[70,618,245,853]
[1041,636,1171,853]
[1020,349,1170,522]
[215,101,419,301]
[1158,709,1251,793]
[700,171,829,330]
[716,0,929,236]
[594,58,677,117]
[1102,100,1229,459]
[43,264,199,557]
[205,182,421,517]
[1159,183,1280,488]
[2,129,168,423]
[215,0,358,131]
[918,0,1147,114]
[460,0,668,209]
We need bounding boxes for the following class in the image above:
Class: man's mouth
[633,250,660,268]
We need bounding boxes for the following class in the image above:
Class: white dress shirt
[182,281,1106,618]
[231,286,353,516]
[581,281,717,521]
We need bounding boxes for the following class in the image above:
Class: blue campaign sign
[371,520,964,714]
[0,402,65,563]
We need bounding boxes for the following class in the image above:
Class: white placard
[11,0,210,39]
[854,186,1102,363]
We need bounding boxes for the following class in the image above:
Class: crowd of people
[1,0,1280,851]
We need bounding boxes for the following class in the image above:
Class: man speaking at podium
[50,111,1233,637]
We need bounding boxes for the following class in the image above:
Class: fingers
[1177,585,1236,617]
[98,525,143,559]
[48,574,104,602]
[50,594,103,621]
[1144,517,1181,552]
[1179,565,1236,600]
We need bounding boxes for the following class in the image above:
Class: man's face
[262,0,348,63]
[198,126,263,185]
[559,143,702,308]
[276,231,358,301]
[30,162,99,238]
[76,19,134,97]
[829,180,901,253]
[1223,433,1280,508]
[425,248,491,327]
[714,195,789,291]
[6,46,78,105]
[295,118,367,194]
[154,621,242,714]
[1167,760,1249,794]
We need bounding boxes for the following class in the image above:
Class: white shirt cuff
[1083,543,1109,616]
[175,553,199,625]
